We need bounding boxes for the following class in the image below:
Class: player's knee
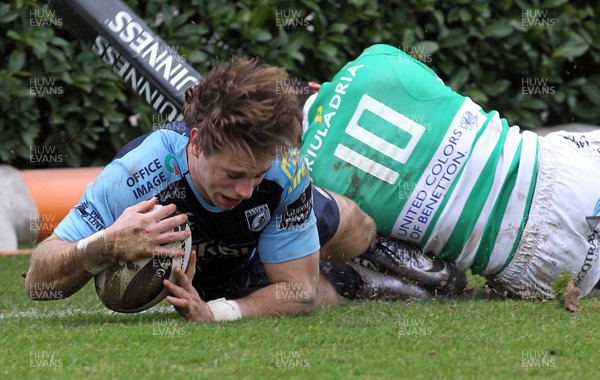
[359,208,376,243]
[326,194,376,261]
[340,195,375,243]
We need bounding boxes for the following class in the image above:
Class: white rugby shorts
[489,130,600,299]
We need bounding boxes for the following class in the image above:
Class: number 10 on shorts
[333,94,425,185]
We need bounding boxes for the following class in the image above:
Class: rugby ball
[94,220,192,313]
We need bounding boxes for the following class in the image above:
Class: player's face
[188,140,272,210]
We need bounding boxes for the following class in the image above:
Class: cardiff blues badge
[245,204,271,232]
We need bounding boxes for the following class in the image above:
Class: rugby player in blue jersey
[26,57,458,321]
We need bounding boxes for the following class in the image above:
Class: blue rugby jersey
[54,123,320,282]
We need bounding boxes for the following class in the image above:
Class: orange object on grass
[20,167,103,240]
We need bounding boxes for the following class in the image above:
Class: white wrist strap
[77,230,105,251]
[77,230,107,275]
[207,298,242,322]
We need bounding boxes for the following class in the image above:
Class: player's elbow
[298,284,339,312]
[24,255,42,300]
[24,267,58,301]
[24,272,34,300]
[24,276,39,301]
[275,282,319,316]
[25,274,68,301]
[25,247,70,301]
[304,287,320,307]
[294,284,320,315]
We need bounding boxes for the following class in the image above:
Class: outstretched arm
[25,198,190,300]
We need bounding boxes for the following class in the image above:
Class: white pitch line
[0,305,175,319]
[0,249,33,256]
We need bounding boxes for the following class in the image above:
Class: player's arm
[163,202,334,321]
[164,249,337,322]
[25,198,189,300]
[26,233,106,300]
[238,250,337,317]
[164,227,337,321]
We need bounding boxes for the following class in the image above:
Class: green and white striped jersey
[301,44,538,275]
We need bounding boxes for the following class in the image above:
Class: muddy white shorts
[488,130,600,299]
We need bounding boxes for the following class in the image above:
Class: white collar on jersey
[302,93,318,135]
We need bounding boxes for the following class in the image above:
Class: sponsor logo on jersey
[75,201,106,232]
[281,149,308,193]
[194,239,253,259]
[313,106,323,124]
[459,111,478,130]
[245,204,271,232]
[303,64,364,171]
[574,198,600,287]
[392,99,480,243]
[164,153,180,175]
[126,158,168,199]
[75,203,89,217]
[278,186,312,230]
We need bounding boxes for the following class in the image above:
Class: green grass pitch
[2,253,600,379]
